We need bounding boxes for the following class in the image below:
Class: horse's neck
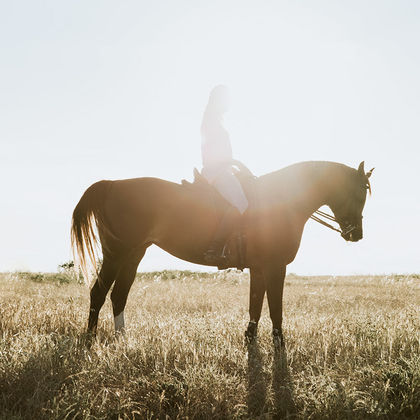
[259,162,342,219]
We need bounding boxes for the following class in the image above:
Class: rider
[201,85,248,264]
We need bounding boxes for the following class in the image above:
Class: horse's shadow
[271,345,296,418]
[1,333,84,418]
[247,341,296,418]
[247,341,268,415]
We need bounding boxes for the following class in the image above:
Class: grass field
[0,270,419,419]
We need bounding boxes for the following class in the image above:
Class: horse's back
[101,176,218,246]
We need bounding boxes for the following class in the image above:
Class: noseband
[310,210,358,236]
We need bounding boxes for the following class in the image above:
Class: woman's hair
[205,85,230,115]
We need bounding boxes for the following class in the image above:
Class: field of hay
[0,270,419,419]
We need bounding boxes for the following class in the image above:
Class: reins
[310,210,342,234]
[231,160,346,236]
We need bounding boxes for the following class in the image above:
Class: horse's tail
[71,180,110,287]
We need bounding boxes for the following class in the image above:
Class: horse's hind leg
[110,249,146,333]
[88,257,119,334]
[245,268,266,341]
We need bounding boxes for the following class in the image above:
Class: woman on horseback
[201,85,248,264]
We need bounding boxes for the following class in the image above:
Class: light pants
[211,169,249,214]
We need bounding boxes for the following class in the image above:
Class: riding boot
[204,206,240,265]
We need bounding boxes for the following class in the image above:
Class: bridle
[230,159,367,238]
[310,209,358,237]
[309,172,372,237]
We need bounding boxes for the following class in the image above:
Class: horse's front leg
[265,264,286,348]
[245,267,266,342]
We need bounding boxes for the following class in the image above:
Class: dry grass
[0,271,419,419]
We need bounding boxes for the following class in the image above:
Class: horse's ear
[357,161,365,175]
[366,168,375,178]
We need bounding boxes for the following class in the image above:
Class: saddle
[181,168,210,189]
[181,160,256,196]
[181,161,257,270]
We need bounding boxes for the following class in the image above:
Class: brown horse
[71,160,373,345]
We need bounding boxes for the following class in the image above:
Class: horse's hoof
[81,331,96,348]
[272,328,284,349]
[115,328,125,338]
[244,321,258,344]
[273,337,282,350]
[244,333,256,346]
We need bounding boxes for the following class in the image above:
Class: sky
[1,0,419,274]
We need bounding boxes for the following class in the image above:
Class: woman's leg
[204,170,248,265]
[212,170,249,214]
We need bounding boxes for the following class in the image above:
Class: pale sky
[1,1,419,274]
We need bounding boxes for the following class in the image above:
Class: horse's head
[329,161,374,242]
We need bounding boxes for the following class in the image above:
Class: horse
[71,160,373,346]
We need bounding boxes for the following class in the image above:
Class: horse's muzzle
[341,225,363,242]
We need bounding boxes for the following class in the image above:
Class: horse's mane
[255,161,372,205]
[260,160,351,179]
[262,160,371,189]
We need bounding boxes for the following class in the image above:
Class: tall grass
[0,271,419,419]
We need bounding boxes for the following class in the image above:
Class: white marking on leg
[114,311,125,332]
